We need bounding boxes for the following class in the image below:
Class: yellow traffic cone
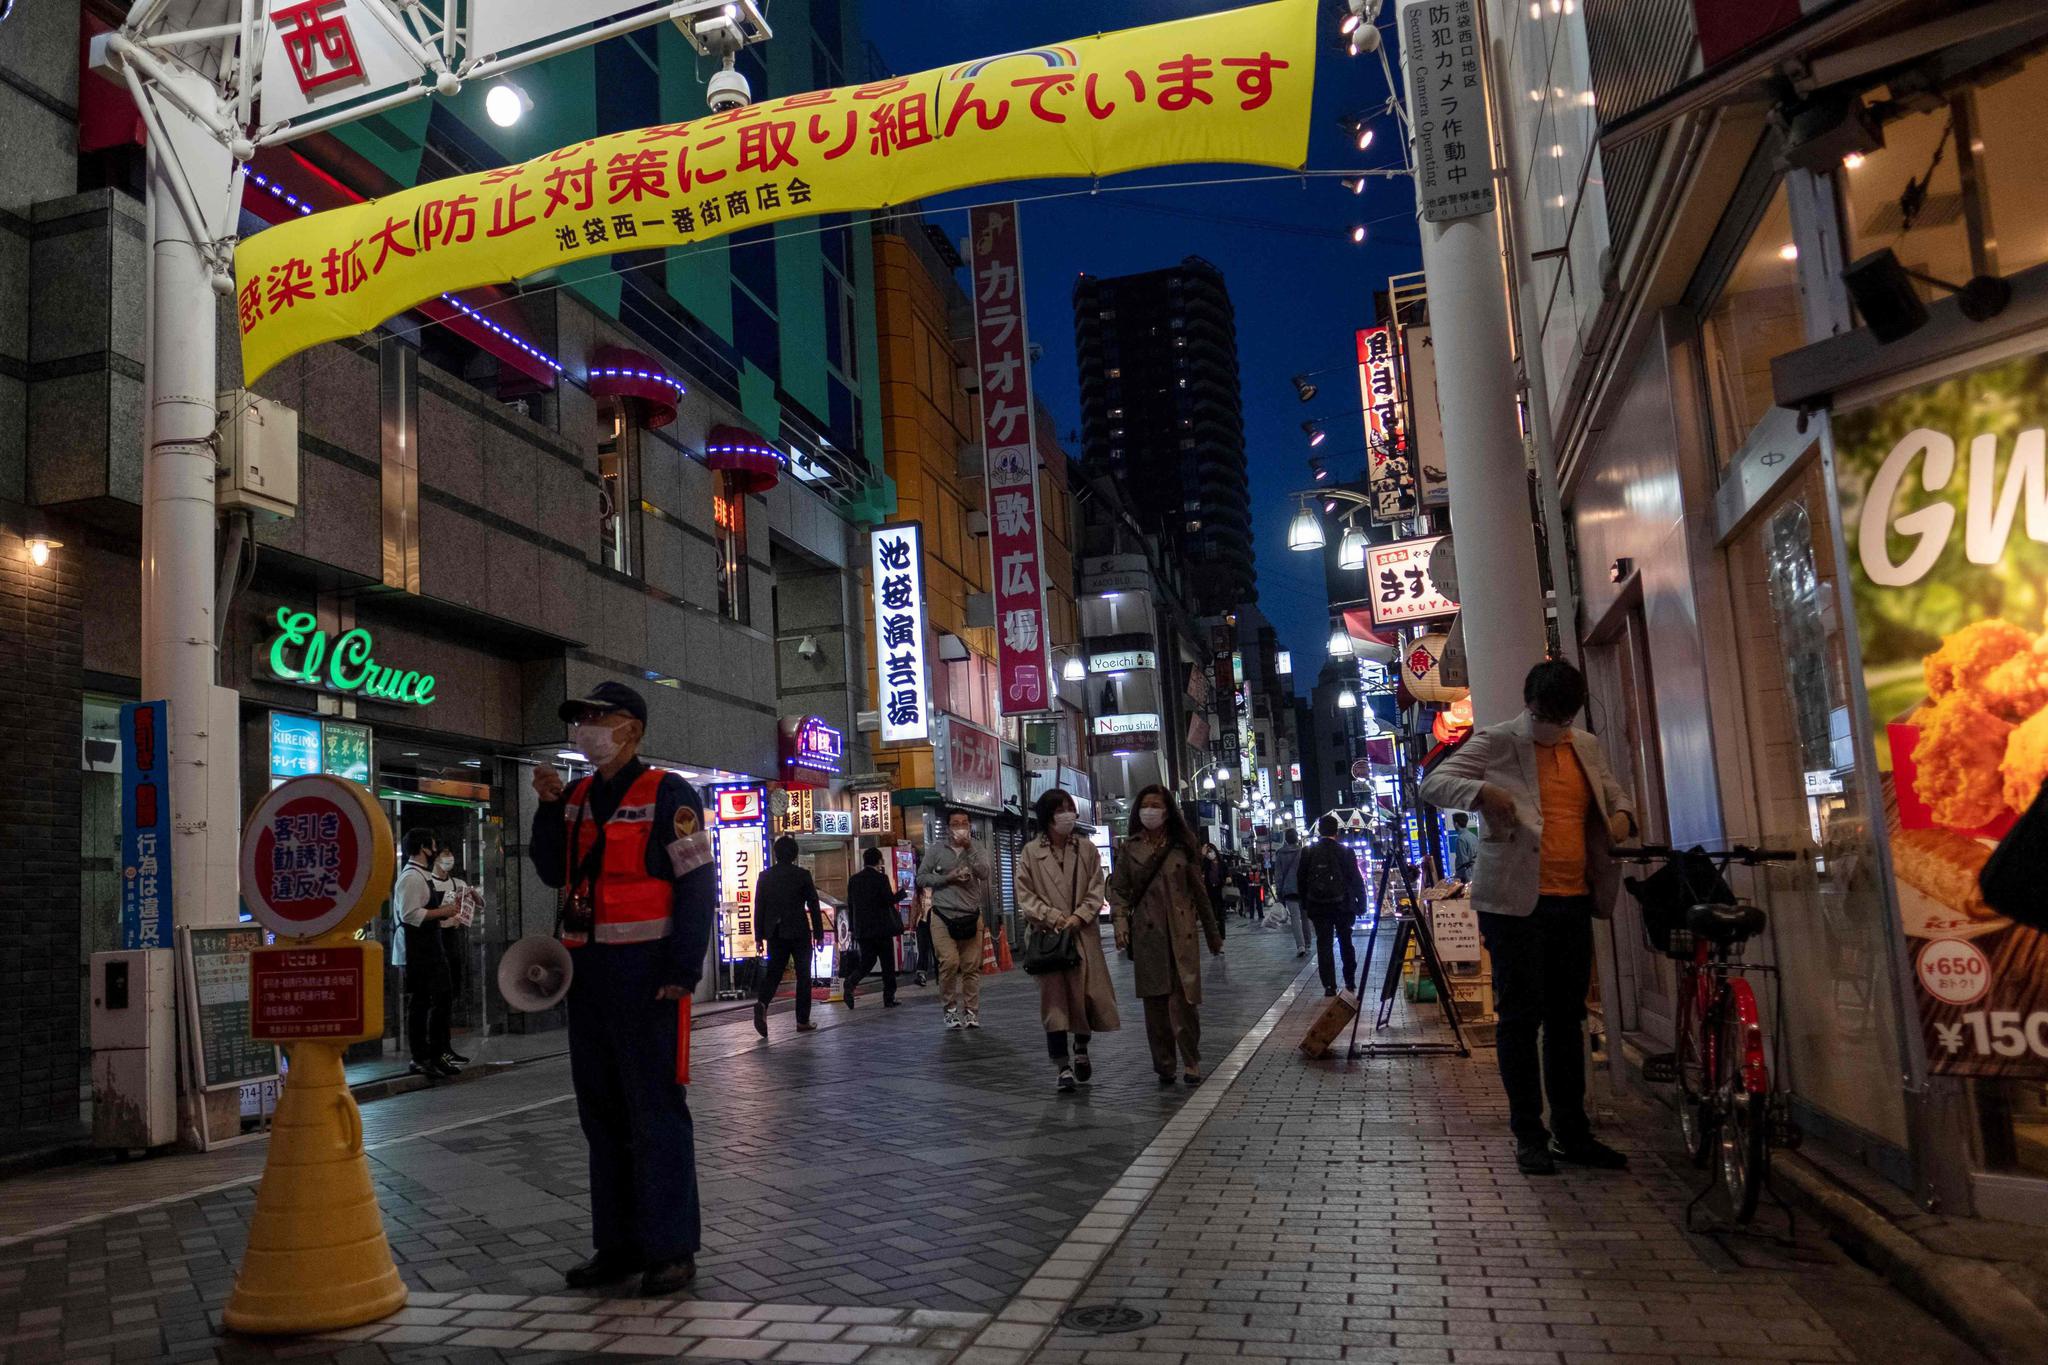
[223,1042,407,1334]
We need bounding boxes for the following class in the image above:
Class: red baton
[675,996,692,1085]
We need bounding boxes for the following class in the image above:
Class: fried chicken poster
[1837,351,2048,1077]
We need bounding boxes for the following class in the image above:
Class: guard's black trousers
[566,940,700,1265]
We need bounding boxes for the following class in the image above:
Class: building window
[598,408,639,576]
[714,472,749,621]
[1699,181,1801,468]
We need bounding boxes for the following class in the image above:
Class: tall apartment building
[1072,257,1254,617]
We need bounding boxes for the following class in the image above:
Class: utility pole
[1395,0,1547,726]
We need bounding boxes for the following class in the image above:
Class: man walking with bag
[1273,828,1309,958]
[752,836,826,1037]
[1300,816,1367,996]
[842,846,908,1007]
[917,809,990,1029]
[1420,659,1637,1177]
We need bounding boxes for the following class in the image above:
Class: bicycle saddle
[1686,901,1767,941]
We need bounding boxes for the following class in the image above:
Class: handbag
[1022,846,1086,976]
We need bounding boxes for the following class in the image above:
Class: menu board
[184,927,281,1090]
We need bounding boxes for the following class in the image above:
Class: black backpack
[1302,842,1347,907]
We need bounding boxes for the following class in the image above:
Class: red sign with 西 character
[970,203,1055,716]
[249,942,384,1044]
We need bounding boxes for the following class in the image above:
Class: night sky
[861,0,1422,695]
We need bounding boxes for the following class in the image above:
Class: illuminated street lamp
[1338,526,1368,571]
[1328,626,1354,658]
[1288,500,1327,552]
[1337,686,1359,710]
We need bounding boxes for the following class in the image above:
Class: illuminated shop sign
[265,608,436,706]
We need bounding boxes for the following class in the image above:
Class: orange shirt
[1535,737,1592,896]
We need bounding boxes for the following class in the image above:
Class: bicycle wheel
[1675,974,1715,1167]
[1718,1000,1768,1222]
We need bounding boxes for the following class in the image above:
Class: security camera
[707,64,752,113]
[1351,24,1382,54]
[796,635,821,661]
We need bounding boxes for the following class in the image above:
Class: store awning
[706,424,786,494]
[587,346,684,430]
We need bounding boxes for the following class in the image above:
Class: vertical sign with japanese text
[1358,326,1416,523]
[969,204,1055,715]
[1402,0,1496,223]
[120,701,174,951]
[870,523,932,745]
[1402,324,1449,506]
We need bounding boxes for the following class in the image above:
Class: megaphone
[497,935,573,1011]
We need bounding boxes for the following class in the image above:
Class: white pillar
[1399,1,1548,727]
[141,72,240,932]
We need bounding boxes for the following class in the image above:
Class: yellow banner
[234,0,1318,383]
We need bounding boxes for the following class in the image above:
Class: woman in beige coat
[1108,785,1224,1086]
[1016,788,1119,1092]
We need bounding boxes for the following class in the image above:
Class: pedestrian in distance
[841,846,908,1008]
[752,836,825,1036]
[1274,828,1310,958]
[911,886,936,986]
[1419,658,1638,1177]
[1199,840,1228,942]
[1300,816,1367,996]
[430,848,477,1066]
[530,680,715,1296]
[1451,811,1479,884]
[1016,788,1119,1092]
[1109,786,1224,1086]
[392,830,462,1079]
[917,809,992,1029]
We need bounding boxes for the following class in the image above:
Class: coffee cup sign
[239,774,395,941]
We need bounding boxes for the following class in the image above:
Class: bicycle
[1620,843,1804,1223]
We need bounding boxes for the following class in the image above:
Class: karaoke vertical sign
[969,203,1054,716]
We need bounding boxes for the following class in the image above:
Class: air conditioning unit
[956,442,985,479]
[216,390,300,518]
[962,595,994,631]
[965,510,989,537]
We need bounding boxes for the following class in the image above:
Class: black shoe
[565,1252,641,1289]
[1073,1055,1092,1083]
[1057,1069,1077,1092]
[408,1059,456,1080]
[1549,1136,1629,1170]
[443,1048,470,1063]
[914,972,927,986]
[639,1257,696,1296]
[1157,1071,1178,1086]
[1182,1071,1203,1087]
[1323,988,1337,997]
[1516,1139,1558,1176]
[796,1021,818,1033]
[844,989,856,1008]
[753,1001,768,1038]
[883,999,900,1008]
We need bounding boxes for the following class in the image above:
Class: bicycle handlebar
[1619,843,1802,865]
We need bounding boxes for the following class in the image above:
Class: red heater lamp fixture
[587,346,686,430]
[706,424,787,494]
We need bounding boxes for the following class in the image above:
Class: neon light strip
[590,365,686,396]
[247,171,564,375]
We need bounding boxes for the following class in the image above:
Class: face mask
[1529,715,1571,745]
[434,855,455,876]
[571,722,620,765]
[950,826,971,846]
[1052,812,1078,836]
[1138,807,1166,831]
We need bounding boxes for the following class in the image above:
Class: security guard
[531,681,715,1297]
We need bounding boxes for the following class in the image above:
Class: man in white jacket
[1419,659,1637,1176]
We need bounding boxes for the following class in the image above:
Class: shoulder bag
[1022,847,1086,976]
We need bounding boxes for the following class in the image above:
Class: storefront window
[1700,182,1802,469]
[1727,475,1907,1151]
[1842,48,2048,301]
[713,472,749,622]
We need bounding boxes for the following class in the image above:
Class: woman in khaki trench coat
[1016,788,1119,1092]
[1108,785,1224,1086]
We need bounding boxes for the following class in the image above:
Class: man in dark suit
[752,836,825,1038]
[842,846,909,1007]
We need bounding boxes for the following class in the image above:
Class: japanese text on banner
[233,0,1318,383]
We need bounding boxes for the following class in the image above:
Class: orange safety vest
[560,767,672,947]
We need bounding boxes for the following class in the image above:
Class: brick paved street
[0,925,1985,1365]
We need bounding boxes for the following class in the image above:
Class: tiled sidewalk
[0,923,1312,1364]
[1011,974,1984,1365]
